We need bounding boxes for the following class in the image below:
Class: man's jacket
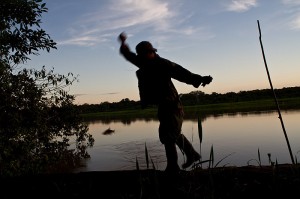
[120,44,197,108]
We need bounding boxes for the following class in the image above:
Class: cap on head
[135,41,157,55]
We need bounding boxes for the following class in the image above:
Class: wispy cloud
[289,14,300,30]
[282,0,300,5]
[58,0,175,46]
[109,0,174,31]
[226,0,257,12]
[57,0,209,47]
[59,36,108,46]
[280,0,300,30]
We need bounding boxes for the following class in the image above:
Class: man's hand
[192,74,212,88]
[118,32,127,44]
[201,75,213,87]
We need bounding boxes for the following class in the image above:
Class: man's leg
[157,102,183,173]
[176,134,201,169]
[164,143,180,173]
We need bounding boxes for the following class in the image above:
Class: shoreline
[80,97,300,121]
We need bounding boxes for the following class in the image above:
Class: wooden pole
[257,20,295,165]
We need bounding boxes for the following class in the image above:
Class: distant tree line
[180,86,300,105]
[76,86,300,114]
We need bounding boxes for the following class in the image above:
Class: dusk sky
[28,0,300,105]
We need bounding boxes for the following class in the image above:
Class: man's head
[136,41,157,59]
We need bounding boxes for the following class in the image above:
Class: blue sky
[28,0,300,105]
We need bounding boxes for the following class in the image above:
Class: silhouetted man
[118,32,213,174]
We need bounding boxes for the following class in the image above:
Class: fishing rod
[257,20,295,165]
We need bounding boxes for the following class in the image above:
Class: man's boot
[164,143,180,174]
[176,134,201,169]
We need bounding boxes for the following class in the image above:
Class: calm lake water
[74,109,300,172]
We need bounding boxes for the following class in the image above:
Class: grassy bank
[80,97,300,120]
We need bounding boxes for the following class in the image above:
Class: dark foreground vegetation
[1,164,299,199]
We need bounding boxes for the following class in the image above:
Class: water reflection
[84,110,281,125]
[75,110,300,172]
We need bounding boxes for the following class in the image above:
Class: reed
[214,153,234,168]
[258,148,262,166]
[247,148,262,167]
[208,145,214,168]
[136,156,139,171]
[198,116,203,167]
[150,155,156,170]
[145,142,149,169]
[267,153,276,167]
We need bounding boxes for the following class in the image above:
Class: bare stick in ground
[257,19,295,165]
